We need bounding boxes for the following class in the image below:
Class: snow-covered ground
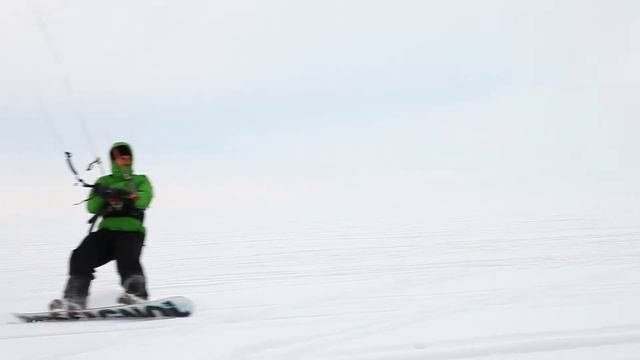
[2,0,639,358]
[2,212,640,359]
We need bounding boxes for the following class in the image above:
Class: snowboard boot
[49,298,84,311]
[60,275,91,310]
[117,293,146,305]
[118,275,148,305]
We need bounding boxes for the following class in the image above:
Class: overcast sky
[1,0,639,225]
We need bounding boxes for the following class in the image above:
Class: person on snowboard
[50,142,154,310]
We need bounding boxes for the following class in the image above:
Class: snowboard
[14,296,193,322]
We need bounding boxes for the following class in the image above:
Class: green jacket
[87,142,153,233]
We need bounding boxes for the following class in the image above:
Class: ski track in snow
[233,323,640,360]
[2,215,640,359]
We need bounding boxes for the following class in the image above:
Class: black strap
[87,207,108,234]
[86,206,145,234]
[103,208,145,222]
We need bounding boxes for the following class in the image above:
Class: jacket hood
[110,141,134,179]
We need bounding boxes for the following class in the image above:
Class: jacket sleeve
[134,175,153,210]
[87,178,106,214]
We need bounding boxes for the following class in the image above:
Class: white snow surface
[2,213,640,359]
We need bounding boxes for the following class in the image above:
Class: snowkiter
[50,142,154,310]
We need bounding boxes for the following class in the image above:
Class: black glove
[92,183,132,201]
[92,183,108,198]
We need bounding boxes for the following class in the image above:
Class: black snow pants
[66,229,148,299]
